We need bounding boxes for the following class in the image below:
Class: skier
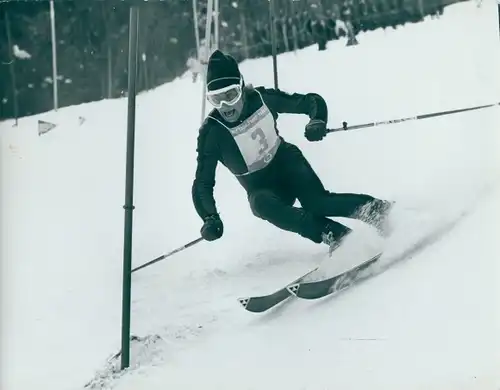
[192,50,392,253]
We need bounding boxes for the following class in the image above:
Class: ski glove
[305,119,328,142]
[200,214,224,241]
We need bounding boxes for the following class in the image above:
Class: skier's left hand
[305,119,327,142]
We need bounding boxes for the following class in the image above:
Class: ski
[287,252,382,300]
[237,267,318,313]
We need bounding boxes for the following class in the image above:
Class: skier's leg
[281,143,393,231]
[248,189,350,244]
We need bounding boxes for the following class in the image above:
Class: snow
[1,1,500,390]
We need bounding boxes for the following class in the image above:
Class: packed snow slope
[1,1,500,390]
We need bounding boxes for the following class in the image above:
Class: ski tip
[237,297,250,308]
[286,283,300,296]
[237,297,273,313]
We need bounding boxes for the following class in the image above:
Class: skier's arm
[257,87,328,122]
[192,122,220,220]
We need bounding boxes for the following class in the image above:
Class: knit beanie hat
[206,50,242,91]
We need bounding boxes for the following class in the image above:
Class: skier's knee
[300,194,327,214]
[300,198,320,214]
[248,190,276,219]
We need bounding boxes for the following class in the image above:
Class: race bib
[228,104,280,174]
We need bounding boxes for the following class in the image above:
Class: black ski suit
[192,86,377,243]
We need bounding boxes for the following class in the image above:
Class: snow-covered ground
[1,1,500,389]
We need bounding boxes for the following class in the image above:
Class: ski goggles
[206,79,243,108]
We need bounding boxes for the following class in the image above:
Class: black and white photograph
[1,0,499,389]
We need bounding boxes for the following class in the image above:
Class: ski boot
[353,199,395,237]
[321,219,352,257]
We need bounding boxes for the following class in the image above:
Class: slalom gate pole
[327,102,500,134]
[120,5,140,371]
[131,237,204,273]
[269,0,279,89]
[4,10,19,125]
[200,0,214,123]
[192,0,201,57]
[49,0,59,110]
[214,0,219,49]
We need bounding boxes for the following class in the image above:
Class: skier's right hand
[200,214,224,241]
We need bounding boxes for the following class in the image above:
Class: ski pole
[131,237,204,273]
[327,101,500,134]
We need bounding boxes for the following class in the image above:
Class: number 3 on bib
[230,104,280,174]
[251,127,269,155]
